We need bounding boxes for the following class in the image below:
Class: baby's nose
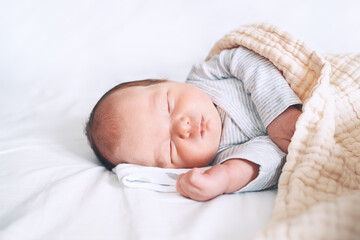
[173,116,190,139]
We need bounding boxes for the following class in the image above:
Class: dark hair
[85,79,168,170]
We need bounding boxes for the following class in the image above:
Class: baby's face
[104,81,222,168]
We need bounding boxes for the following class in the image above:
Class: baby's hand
[176,159,259,201]
[176,165,230,201]
[267,106,302,153]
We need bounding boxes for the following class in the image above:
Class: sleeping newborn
[85,46,302,201]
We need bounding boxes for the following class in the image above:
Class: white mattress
[1,1,360,239]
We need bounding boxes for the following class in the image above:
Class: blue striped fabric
[186,46,302,192]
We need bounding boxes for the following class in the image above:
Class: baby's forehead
[104,83,166,116]
[98,88,137,115]
[97,85,153,134]
[106,85,148,103]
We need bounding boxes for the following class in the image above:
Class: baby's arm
[267,106,302,153]
[176,159,259,201]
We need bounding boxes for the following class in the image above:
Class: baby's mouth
[200,116,206,137]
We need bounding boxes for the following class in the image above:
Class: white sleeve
[212,136,286,192]
[187,46,302,128]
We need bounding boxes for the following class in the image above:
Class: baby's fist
[176,166,229,201]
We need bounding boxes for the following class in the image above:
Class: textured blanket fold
[207,23,360,240]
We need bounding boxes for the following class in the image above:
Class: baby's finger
[181,169,208,196]
[178,172,203,199]
[186,168,208,189]
[185,168,204,184]
[176,174,189,198]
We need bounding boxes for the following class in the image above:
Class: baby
[85,46,302,201]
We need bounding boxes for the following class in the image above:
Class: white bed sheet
[1,1,360,240]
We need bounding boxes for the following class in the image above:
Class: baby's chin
[179,151,217,169]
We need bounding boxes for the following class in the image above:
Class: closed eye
[169,140,173,164]
[167,92,171,114]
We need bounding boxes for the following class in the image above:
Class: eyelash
[170,140,172,162]
[169,140,173,163]
[167,92,173,163]
[167,92,171,114]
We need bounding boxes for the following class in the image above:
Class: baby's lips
[199,115,207,137]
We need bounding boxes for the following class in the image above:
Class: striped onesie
[186,46,302,192]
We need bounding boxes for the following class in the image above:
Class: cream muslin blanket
[206,23,360,239]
